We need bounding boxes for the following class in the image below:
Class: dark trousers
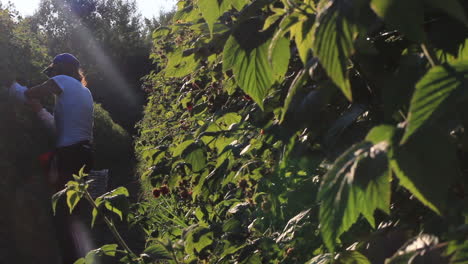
[53,141,94,264]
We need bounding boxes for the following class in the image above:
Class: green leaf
[184,225,214,255]
[183,146,207,172]
[401,61,468,143]
[73,258,86,264]
[197,0,231,36]
[385,234,439,264]
[270,36,290,82]
[223,19,289,109]
[290,14,315,65]
[51,188,67,215]
[370,0,425,42]
[164,49,199,78]
[172,140,195,157]
[173,4,202,23]
[100,244,118,257]
[336,251,370,264]
[366,125,396,144]
[425,0,468,27]
[318,141,391,252]
[91,207,99,228]
[457,39,468,61]
[152,27,171,39]
[100,186,130,198]
[95,187,130,221]
[276,209,312,243]
[229,0,248,11]
[104,200,124,220]
[390,129,461,215]
[83,244,118,264]
[306,254,332,264]
[66,189,81,214]
[313,0,358,101]
[143,244,172,260]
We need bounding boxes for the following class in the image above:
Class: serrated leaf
[104,200,124,220]
[306,254,333,264]
[73,258,86,264]
[183,146,207,172]
[184,225,214,255]
[313,0,358,101]
[173,4,202,23]
[223,19,289,109]
[263,13,283,31]
[270,36,290,82]
[83,244,118,263]
[164,49,199,78]
[385,234,440,264]
[456,39,468,61]
[100,186,130,198]
[370,0,425,43]
[143,244,172,260]
[51,188,67,215]
[390,129,461,215]
[198,0,231,36]
[100,244,118,257]
[290,14,315,65]
[336,251,371,264]
[318,141,391,252]
[66,189,81,214]
[276,209,311,243]
[95,187,130,221]
[229,0,248,11]
[402,61,468,143]
[152,27,171,39]
[172,140,195,157]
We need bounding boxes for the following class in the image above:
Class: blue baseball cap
[53,53,80,67]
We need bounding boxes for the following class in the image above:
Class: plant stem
[83,191,138,260]
[421,43,441,67]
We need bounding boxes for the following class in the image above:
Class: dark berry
[152,188,161,198]
[160,185,170,195]
[238,179,248,189]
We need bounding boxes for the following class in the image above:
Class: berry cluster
[152,185,170,198]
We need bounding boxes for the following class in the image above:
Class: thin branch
[421,43,441,67]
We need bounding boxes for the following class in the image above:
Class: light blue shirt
[52,75,94,147]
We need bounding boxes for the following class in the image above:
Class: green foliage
[401,61,468,143]
[93,103,133,186]
[96,0,468,262]
[312,0,359,101]
[223,21,290,108]
[318,141,391,251]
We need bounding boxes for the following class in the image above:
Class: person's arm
[24,79,62,99]
[37,108,56,134]
[26,99,56,134]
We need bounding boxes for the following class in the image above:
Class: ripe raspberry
[238,179,248,189]
[152,188,161,198]
[160,185,170,195]
[186,103,193,112]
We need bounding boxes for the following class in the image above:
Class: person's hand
[26,98,43,113]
